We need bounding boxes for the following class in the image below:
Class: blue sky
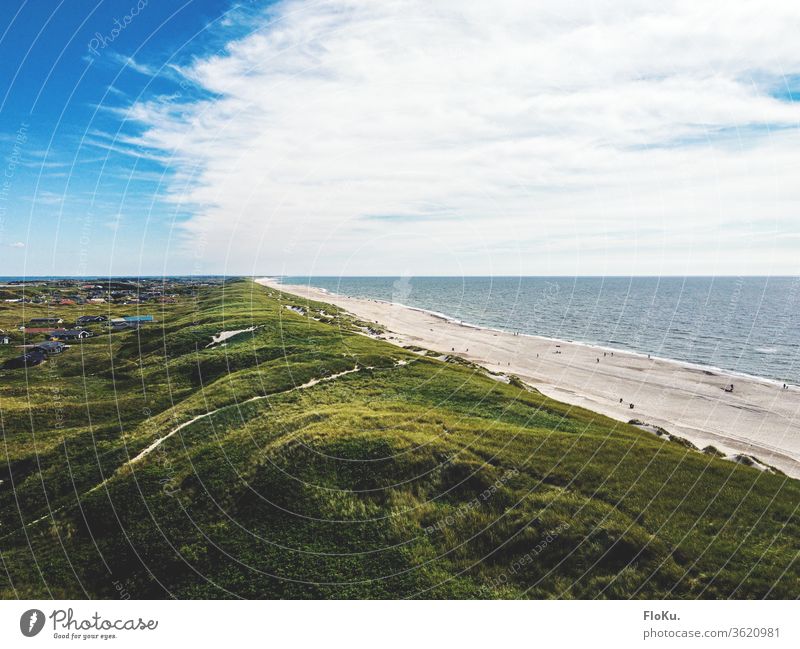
[1,1,799,277]
[0,0,254,275]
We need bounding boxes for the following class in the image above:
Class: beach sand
[256,278,800,478]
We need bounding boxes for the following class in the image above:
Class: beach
[257,278,800,479]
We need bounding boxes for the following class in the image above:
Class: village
[0,277,223,370]
[1,314,156,369]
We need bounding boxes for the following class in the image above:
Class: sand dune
[257,278,800,478]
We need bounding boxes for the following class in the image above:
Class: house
[3,350,46,370]
[109,319,141,330]
[29,317,63,326]
[1,335,9,345]
[87,298,106,304]
[20,327,63,335]
[36,341,66,354]
[50,329,93,341]
[76,315,108,325]
[122,315,154,322]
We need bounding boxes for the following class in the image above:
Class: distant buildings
[29,317,63,326]
[21,327,65,335]
[50,330,93,341]
[76,315,108,324]
[36,341,66,354]
[109,318,142,330]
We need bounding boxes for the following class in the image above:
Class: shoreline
[261,278,792,389]
[361,296,790,389]
[256,277,800,478]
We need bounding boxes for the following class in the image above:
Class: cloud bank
[128,0,800,275]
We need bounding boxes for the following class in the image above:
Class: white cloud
[9,242,25,248]
[126,0,800,275]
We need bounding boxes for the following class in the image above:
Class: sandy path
[2,366,368,540]
[88,365,364,496]
[257,278,800,478]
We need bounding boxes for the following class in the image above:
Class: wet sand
[256,278,800,478]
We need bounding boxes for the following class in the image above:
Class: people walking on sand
[619,398,623,403]
[629,403,634,409]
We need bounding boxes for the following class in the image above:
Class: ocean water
[280,276,800,385]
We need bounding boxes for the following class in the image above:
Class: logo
[20,609,45,637]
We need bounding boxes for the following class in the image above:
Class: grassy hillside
[0,279,797,598]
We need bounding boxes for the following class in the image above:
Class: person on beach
[629,403,634,409]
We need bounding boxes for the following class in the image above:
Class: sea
[279,276,800,385]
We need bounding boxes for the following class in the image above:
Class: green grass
[0,279,797,599]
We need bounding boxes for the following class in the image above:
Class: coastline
[256,277,800,478]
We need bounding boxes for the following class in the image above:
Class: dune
[257,277,800,479]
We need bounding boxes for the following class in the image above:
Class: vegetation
[0,279,797,598]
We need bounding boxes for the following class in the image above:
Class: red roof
[23,327,66,334]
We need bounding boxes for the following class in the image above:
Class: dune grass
[0,279,797,599]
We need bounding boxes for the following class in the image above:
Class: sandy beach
[257,278,800,478]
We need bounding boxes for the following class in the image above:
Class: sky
[1,0,799,277]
